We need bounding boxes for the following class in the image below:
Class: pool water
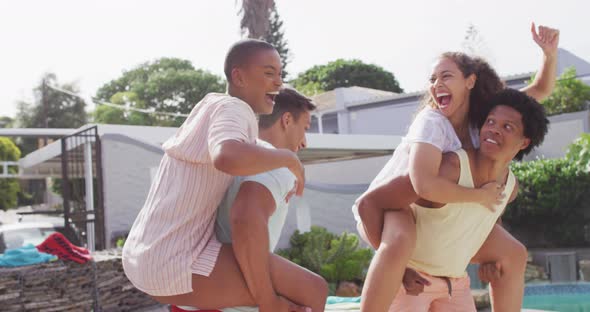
[325,282,590,311]
[523,283,590,312]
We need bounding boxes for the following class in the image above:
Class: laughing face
[235,49,283,114]
[479,105,531,162]
[428,57,476,119]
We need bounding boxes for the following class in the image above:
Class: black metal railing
[60,126,105,250]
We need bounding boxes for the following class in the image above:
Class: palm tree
[237,0,275,39]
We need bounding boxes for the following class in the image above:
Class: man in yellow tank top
[361,89,549,312]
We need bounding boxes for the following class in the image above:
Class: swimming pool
[523,283,590,312]
[325,283,590,311]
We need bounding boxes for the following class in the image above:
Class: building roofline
[0,128,76,137]
[19,124,403,170]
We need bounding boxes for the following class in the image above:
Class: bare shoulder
[508,175,520,203]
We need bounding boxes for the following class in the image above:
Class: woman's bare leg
[270,252,329,312]
[360,210,416,312]
[356,174,417,249]
[153,244,328,311]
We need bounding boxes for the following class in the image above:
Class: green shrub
[506,157,590,246]
[116,237,126,248]
[566,133,590,172]
[277,226,373,284]
[0,137,21,210]
[537,67,590,116]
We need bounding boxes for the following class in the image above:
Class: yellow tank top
[408,149,515,278]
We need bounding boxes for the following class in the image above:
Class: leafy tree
[16,73,87,129]
[237,0,274,39]
[15,73,87,155]
[461,23,491,58]
[0,137,21,210]
[539,67,590,116]
[92,91,156,125]
[264,3,290,79]
[0,116,14,128]
[291,59,403,96]
[95,58,225,126]
[92,105,127,125]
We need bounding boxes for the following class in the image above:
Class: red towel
[37,232,92,264]
[170,305,221,312]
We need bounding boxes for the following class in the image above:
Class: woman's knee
[501,240,528,272]
[356,222,371,246]
[356,198,379,233]
[381,223,416,256]
[297,271,328,306]
[513,241,528,266]
[376,238,414,263]
[310,272,329,299]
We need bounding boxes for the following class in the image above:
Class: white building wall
[101,136,163,248]
[276,155,394,248]
[346,100,589,161]
[524,110,589,160]
[305,155,391,184]
[347,101,420,135]
[278,190,364,249]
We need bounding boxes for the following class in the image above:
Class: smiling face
[287,111,311,152]
[232,49,283,114]
[428,57,476,119]
[479,105,531,162]
[284,110,311,153]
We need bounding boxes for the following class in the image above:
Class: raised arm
[212,141,305,196]
[207,101,305,196]
[520,23,560,101]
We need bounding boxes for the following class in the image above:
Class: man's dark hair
[224,39,276,83]
[259,87,316,129]
[478,88,549,160]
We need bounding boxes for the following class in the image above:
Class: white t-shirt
[215,139,296,251]
[353,107,479,221]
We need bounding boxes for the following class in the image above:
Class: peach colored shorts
[389,271,476,312]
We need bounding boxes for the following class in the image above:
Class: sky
[0,0,588,118]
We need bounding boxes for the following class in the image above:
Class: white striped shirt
[122,93,258,296]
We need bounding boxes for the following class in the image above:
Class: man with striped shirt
[174,87,329,312]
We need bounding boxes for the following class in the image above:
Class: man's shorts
[389,271,476,312]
